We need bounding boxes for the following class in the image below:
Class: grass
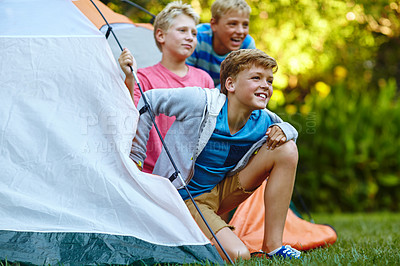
[1,213,399,265]
[233,212,400,265]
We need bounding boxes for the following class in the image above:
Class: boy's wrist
[125,74,134,80]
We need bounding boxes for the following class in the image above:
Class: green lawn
[235,212,400,265]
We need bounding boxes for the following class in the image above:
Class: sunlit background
[101,0,400,213]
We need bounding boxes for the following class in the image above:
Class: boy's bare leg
[261,141,298,252]
[219,140,298,254]
[211,227,251,261]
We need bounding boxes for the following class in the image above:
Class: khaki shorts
[184,172,257,239]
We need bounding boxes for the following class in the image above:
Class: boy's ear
[155,28,165,44]
[210,18,218,32]
[225,77,235,93]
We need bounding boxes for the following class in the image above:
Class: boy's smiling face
[226,65,274,111]
[211,10,250,55]
[158,14,197,61]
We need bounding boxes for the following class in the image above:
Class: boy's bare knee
[282,140,298,153]
[275,140,298,164]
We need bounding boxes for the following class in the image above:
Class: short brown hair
[153,1,200,51]
[220,49,278,95]
[211,0,251,22]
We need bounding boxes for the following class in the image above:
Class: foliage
[99,0,168,23]
[284,79,400,212]
[98,0,400,211]
[248,0,400,94]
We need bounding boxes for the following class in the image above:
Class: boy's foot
[270,245,302,259]
[251,245,302,260]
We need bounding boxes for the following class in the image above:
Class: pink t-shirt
[134,63,214,173]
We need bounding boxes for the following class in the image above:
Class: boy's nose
[261,79,268,87]
[186,33,195,41]
[261,80,272,90]
[236,25,245,34]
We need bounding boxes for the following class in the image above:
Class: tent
[74,0,338,254]
[0,0,223,264]
[73,0,161,69]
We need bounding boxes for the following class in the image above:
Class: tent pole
[88,0,234,264]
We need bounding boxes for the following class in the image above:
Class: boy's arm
[130,87,207,167]
[136,87,206,119]
[265,109,298,148]
[118,48,137,100]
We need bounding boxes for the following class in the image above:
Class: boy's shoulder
[187,65,215,88]
[187,64,209,74]
[138,62,177,80]
[242,34,256,49]
[196,23,213,42]
[247,109,275,130]
[138,62,162,74]
[196,23,212,33]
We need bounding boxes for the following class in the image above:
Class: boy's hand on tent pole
[118,48,137,99]
[265,125,287,150]
[118,48,137,78]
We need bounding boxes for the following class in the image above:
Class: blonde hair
[153,1,200,51]
[220,49,278,95]
[211,0,251,22]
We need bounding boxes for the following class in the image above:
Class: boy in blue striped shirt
[186,0,255,87]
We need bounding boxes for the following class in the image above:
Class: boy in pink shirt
[119,1,214,173]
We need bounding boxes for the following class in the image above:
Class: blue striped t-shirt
[186,23,256,87]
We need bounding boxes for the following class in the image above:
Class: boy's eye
[177,27,188,32]
[192,31,197,37]
[252,76,260,80]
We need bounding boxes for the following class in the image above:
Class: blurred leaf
[378,174,400,187]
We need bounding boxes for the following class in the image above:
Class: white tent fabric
[0,0,221,264]
[100,23,162,69]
